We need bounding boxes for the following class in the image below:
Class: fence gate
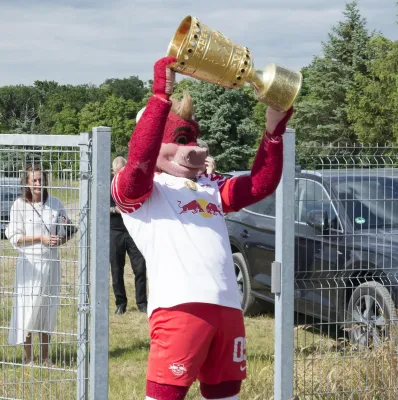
[0,128,111,400]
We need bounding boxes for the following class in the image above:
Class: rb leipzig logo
[169,363,187,376]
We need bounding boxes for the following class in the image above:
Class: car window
[244,193,276,217]
[295,179,341,231]
[0,182,21,210]
[333,177,398,230]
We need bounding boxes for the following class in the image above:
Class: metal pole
[90,127,111,400]
[273,129,296,400]
[77,132,91,400]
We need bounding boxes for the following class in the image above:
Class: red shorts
[147,303,246,387]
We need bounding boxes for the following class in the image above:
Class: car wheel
[346,281,398,348]
[233,252,266,316]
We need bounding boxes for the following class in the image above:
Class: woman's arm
[5,199,24,248]
[16,235,43,245]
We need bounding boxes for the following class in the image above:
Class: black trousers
[109,229,147,308]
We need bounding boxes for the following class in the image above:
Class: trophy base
[252,64,302,112]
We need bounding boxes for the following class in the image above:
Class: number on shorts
[233,337,246,363]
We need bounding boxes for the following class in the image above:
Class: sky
[0,0,396,87]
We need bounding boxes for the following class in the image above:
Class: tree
[347,36,398,144]
[0,85,42,133]
[38,84,107,134]
[172,80,258,172]
[51,104,79,135]
[79,96,140,158]
[293,1,372,144]
[34,80,59,97]
[100,76,148,102]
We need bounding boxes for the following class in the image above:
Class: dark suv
[0,176,21,238]
[226,168,398,346]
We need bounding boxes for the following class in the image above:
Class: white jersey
[112,171,241,317]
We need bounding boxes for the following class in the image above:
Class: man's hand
[153,57,177,97]
[205,156,216,174]
[265,106,294,137]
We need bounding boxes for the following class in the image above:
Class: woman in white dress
[5,164,71,366]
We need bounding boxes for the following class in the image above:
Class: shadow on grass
[109,339,150,359]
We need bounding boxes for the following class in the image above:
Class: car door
[0,178,21,234]
[294,178,343,321]
[238,194,277,301]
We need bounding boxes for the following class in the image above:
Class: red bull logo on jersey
[177,199,223,218]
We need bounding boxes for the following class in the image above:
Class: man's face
[112,166,124,175]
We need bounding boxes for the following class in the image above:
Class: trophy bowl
[167,16,302,112]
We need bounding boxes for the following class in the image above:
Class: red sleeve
[116,95,172,205]
[111,167,147,214]
[220,135,283,212]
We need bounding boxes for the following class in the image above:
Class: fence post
[77,132,90,400]
[273,128,296,400]
[90,127,111,400]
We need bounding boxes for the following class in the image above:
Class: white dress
[5,196,68,345]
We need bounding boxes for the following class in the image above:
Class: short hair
[112,156,126,172]
[197,139,209,150]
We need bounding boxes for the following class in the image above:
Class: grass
[48,178,80,211]
[1,237,398,399]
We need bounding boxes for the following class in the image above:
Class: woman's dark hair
[20,164,49,204]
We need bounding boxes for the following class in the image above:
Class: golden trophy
[167,16,302,112]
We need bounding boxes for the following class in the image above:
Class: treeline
[0,1,396,172]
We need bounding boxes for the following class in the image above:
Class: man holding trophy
[112,16,301,400]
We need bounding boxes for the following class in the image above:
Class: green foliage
[38,83,107,134]
[51,104,79,135]
[79,96,140,158]
[173,80,258,172]
[100,76,149,102]
[0,0,396,172]
[293,0,371,144]
[347,36,398,145]
[0,85,42,133]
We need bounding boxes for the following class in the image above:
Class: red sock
[146,380,189,400]
[200,380,241,399]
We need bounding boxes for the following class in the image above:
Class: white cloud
[0,0,396,86]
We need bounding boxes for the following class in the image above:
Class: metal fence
[4,129,398,400]
[290,143,398,399]
[230,135,398,399]
[0,130,110,400]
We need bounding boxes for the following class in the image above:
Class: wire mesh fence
[293,143,398,399]
[0,143,83,399]
[0,131,110,400]
[4,133,397,399]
